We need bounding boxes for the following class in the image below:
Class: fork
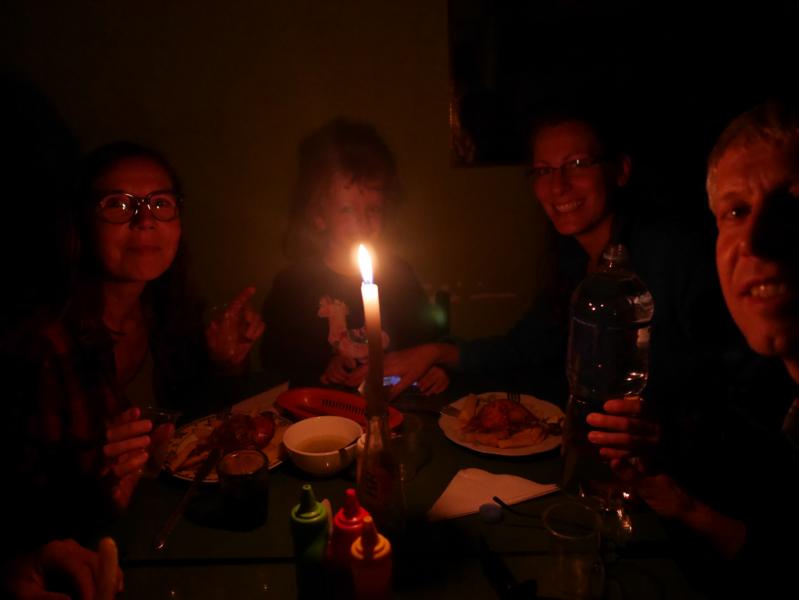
[507,391,521,403]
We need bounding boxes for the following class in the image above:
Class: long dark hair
[282,117,402,261]
[64,142,201,343]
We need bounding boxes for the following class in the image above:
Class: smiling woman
[528,118,630,266]
[383,106,738,428]
[1,142,265,556]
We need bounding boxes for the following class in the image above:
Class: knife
[153,446,222,551]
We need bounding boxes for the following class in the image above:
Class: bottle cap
[292,484,326,523]
[351,516,391,560]
[335,488,369,528]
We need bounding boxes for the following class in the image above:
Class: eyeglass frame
[526,156,607,181]
[94,190,183,224]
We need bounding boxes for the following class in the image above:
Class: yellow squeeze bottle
[349,516,392,599]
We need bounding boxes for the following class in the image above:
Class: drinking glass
[543,500,605,600]
[204,302,254,362]
[390,414,430,483]
[217,449,270,528]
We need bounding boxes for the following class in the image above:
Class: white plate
[438,392,564,456]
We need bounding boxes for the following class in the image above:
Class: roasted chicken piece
[464,398,536,433]
[203,413,276,452]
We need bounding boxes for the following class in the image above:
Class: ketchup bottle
[350,515,392,599]
[328,489,370,597]
[330,488,369,567]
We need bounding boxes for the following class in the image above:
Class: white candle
[358,244,385,414]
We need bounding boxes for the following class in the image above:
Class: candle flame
[358,244,373,284]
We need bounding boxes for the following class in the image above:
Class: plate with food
[438,392,564,456]
[163,410,291,482]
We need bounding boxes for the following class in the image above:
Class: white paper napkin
[427,468,558,521]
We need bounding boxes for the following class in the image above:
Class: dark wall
[3,0,792,340]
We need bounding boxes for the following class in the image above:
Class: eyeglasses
[526,156,605,181]
[95,191,182,224]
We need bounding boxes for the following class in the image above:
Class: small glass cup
[204,302,255,358]
[390,414,430,483]
[138,405,181,478]
[217,449,270,528]
[543,500,605,600]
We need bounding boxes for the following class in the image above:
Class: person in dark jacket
[599,99,799,596]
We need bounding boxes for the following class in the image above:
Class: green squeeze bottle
[290,483,329,598]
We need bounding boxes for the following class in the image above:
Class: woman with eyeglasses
[384,107,737,448]
[1,142,264,553]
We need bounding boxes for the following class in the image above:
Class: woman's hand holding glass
[205,286,266,371]
[102,407,151,511]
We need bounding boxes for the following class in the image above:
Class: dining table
[105,376,706,599]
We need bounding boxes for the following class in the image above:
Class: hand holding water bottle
[586,395,661,460]
[562,243,655,512]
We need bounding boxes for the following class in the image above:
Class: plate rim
[438,391,564,457]
[163,410,289,483]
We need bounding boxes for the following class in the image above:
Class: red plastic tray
[275,387,404,429]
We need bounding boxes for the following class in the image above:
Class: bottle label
[360,461,395,511]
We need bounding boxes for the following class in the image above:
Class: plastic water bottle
[561,244,654,506]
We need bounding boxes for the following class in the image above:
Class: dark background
[450,0,799,204]
[2,1,795,344]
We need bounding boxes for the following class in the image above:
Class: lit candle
[358,244,385,415]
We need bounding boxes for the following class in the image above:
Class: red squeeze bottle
[328,489,370,598]
[350,516,392,600]
[330,489,369,567]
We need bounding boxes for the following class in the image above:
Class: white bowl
[282,416,362,477]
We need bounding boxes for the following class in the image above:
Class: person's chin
[116,265,171,283]
[739,314,799,358]
[551,216,589,237]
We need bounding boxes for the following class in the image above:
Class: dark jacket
[456,208,738,409]
[261,255,440,388]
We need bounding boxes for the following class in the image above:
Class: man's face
[710,139,799,357]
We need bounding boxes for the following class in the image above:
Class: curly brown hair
[282,118,402,260]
